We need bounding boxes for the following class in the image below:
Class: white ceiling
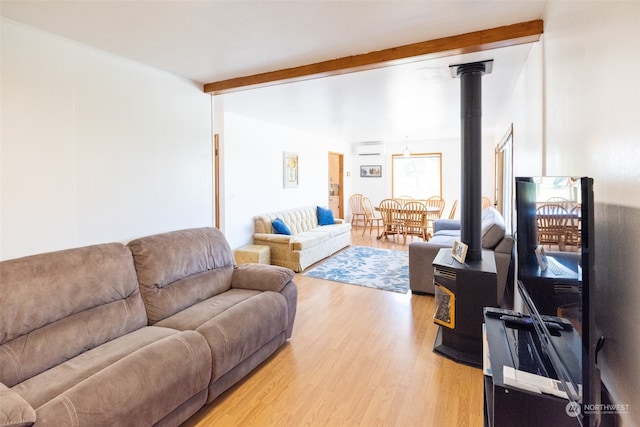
[0,0,548,142]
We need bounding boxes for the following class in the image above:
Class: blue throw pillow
[317,206,335,226]
[272,217,292,235]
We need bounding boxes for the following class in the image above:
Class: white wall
[500,3,640,425]
[540,3,640,425]
[351,150,388,207]
[216,112,350,249]
[350,135,496,220]
[500,41,544,178]
[0,20,213,260]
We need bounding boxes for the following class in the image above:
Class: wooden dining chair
[536,204,570,251]
[361,196,383,236]
[349,193,366,229]
[482,196,492,210]
[546,197,576,212]
[402,201,429,242]
[425,196,446,236]
[448,199,458,219]
[425,196,446,218]
[377,198,405,242]
[565,204,582,250]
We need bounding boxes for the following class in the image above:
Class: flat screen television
[515,176,600,427]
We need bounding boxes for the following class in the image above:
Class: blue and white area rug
[304,246,409,293]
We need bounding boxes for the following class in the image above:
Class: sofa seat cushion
[154,288,261,330]
[290,230,331,251]
[159,291,288,381]
[433,229,460,238]
[264,223,350,252]
[309,222,351,238]
[13,326,211,425]
[427,233,459,247]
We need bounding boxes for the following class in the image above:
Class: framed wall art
[360,165,382,178]
[283,151,299,188]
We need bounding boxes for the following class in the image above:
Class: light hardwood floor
[183,228,484,427]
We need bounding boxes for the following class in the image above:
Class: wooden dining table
[375,204,441,241]
[375,205,441,214]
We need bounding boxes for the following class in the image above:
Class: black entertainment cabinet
[489,176,612,427]
[483,307,583,427]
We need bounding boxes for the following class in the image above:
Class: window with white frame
[391,153,442,199]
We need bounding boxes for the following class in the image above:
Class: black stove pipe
[452,60,492,262]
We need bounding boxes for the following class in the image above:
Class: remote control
[540,314,574,330]
[499,315,563,332]
[484,307,522,318]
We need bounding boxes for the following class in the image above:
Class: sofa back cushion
[128,227,235,324]
[254,206,319,235]
[0,243,147,387]
[481,207,507,249]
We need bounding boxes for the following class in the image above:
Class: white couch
[254,206,351,272]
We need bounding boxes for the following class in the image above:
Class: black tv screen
[515,176,599,427]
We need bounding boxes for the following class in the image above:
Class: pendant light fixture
[403,136,411,157]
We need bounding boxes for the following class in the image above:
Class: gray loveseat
[409,207,514,305]
[0,227,297,427]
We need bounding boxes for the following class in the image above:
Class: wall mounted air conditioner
[355,142,385,156]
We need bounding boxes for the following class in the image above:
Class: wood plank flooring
[183,228,484,427]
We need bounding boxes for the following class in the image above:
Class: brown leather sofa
[0,227,297,427]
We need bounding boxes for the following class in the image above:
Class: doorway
[214,134,220,229]
[494,124,514,234]
[328,152,344,219]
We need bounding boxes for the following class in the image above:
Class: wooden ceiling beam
[204,19,543,95]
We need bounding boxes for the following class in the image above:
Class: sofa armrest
[253,233,293,243]
[0,382,36,427]
[409,241,453,295]
[232,263,295,292]
[494,235,514,255]
[434,219,461,233]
